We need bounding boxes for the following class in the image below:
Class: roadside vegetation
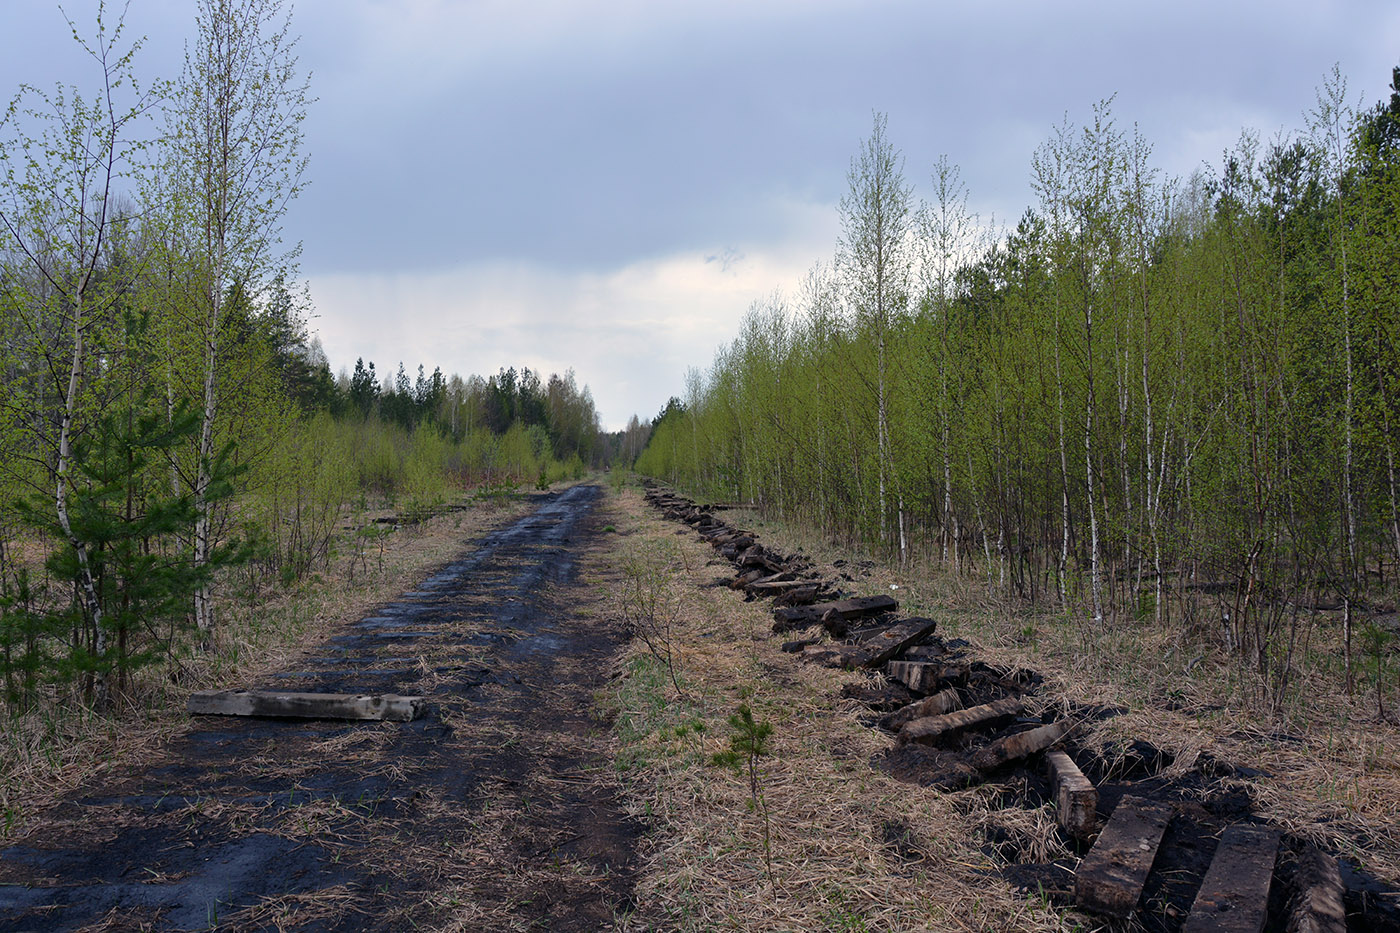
[0,1,606,807]
[600,482,1400,930]
[636,68,1400,720]
[598,483,1075,930]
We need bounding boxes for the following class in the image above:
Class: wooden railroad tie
[773,594,898,632]
[969,720,1070,773]
[898,696,1024,747]
[881,687,962,732]
[1074,795,1174,918]
[885,659,966,694]
[801,617,938,671]
[1286,846,1347,933]
[189,689,426,722]
[1181,824,1281,933]
[1045,749,1098,840]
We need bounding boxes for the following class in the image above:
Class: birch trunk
[55,274,108,703]
[1054,315,1071,609]
[1085,292,1104,625]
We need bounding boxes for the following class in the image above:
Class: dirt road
[0,484,641,932]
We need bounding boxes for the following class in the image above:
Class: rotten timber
[1181,824,1281,933]
[969,720,1069,772]
[921,720,1071,791]
[772,584,822,608]
[802,617,937,671]
[737,546,786,574]
[851,618,938,668]
[730,569,767,589]
[1286,846,1348,933]
[1046,749,1098,840]
[897,696,1024,747]
[189,689,426,722]
[885,659,966,694]
[1074,796,1174,919]
[880,688,962,732]
[772,595,898,632]
[745,579,812,594]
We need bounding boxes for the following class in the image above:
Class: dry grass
[0,493,534,843]
[596,486,1079,932]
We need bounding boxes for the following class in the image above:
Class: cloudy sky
[4,1,1399,429]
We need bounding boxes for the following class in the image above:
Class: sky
[4,1,1400,430]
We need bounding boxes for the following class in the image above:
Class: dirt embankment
[0,483,642,932]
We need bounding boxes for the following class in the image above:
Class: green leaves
[638,63,1400,703]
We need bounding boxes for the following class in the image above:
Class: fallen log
[1286,846,1347,933]
[1181,824,1280,933]
[1074,796,1174,919]
[189,689,426,722]
[898,696,1024,747]
[1046,749,1098,840]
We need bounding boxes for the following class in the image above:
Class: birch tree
[163,0,309,634]
[1307,66,1361,686]
[918,156,976,571]
[838,112,913,559]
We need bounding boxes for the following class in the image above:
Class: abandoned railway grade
[642,483,1400,933]
[0,484,640,932]
[2,480,1398,931]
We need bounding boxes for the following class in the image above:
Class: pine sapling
[711,702,775,887]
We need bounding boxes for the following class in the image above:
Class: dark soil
[0,484,642,932]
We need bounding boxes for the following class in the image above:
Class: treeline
[0,1,602,709]
[336,357,603,474]
[638,68,1400,699]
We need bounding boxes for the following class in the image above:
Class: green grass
[601,654,703,775]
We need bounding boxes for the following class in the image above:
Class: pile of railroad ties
[643,482,1390,933]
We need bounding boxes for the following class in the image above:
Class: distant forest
[638,66,1400,699]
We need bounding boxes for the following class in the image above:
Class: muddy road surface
[0,484,642,932]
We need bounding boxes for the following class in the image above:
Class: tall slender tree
[163,0,309,634]
[839,112,914,558]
